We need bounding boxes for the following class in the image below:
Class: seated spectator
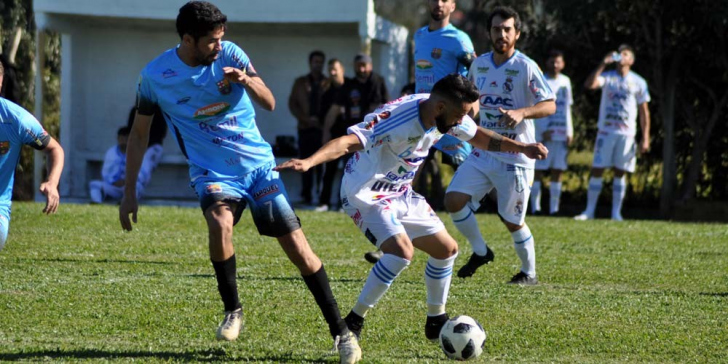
[89,127,133,203]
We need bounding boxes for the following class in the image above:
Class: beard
[430,10,445,21]
[491,38,514,55]
[196,50,218,66]
[435,114,453,134]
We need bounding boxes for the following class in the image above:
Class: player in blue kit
[0,61,65,251]
[118,2,360,363]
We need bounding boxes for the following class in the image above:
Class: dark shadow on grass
[185,274,363,283]
[0,348,331,363]
[16,257,176,265]
[699,292,728,297]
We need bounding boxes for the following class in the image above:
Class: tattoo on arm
[488,133,503,152]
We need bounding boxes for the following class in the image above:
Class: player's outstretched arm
[119,112,152,231]
[223,67,275,111]
[275,134,363,173]
[469,127,548,160]
[498,100,556,128]
[39,137,64,214]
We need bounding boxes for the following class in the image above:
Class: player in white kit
[574,44,650,221]
[276,74,547,342]
[444,6,556,285]
[532,50,573,215]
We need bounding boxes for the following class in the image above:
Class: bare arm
[39,137,64,214]
[585,54,613,90]
[275,134,363,173]
[498,100,556,128]
[468,127,548,160]
[288,78,309,123]
[224,67,275,111]
[119,112,152,231]
[638,102,651,153]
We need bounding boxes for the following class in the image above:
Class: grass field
[1,202,726,363]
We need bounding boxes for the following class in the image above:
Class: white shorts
[592,132,636,172]
[342,188,444,249]
[447,153,534,225]
[535,140,568,171]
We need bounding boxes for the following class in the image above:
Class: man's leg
[531,170,543,214]
[549,169,564,215]
[612,169,627,221]
[205,202,243,341]
[445,192,494,278]
[575,167,605,220]
[0,213,9,251]
[318,157,340,211]
[412,229,459,341]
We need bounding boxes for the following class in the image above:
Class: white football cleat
[216,308,242,341]
[334,330,362,364]
[573,212,593,221]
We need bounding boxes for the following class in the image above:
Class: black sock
[211,255,242,312]
[302,265,348,338]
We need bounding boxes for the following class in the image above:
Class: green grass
[1,202,726,363]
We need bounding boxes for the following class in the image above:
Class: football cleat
[507,271,538,285]
[363,250,383,264]
[425,313,450,341]
[456,247,495,278]
[334,330,362,364]
[216,308,242,341]
[573,212,593,221]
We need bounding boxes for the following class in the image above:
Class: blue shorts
[192,161,301,237]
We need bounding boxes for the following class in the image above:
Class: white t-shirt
[535,73,573,142]
[468,51,555,168]
[343,94,477,205]
[596,70,650,136]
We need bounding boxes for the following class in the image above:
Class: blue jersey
[414,24,475,94]
[137,41,273,181]
[0,98,51,216]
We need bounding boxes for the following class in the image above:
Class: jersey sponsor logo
[217,79,232,95]
[176,96,191,105]
[480,94,514,109]
[416,73,435,87]
[371,181,408,194]
[431,48,442,59]
[25,128,48,147]
[608,92,628,101]
[199,116,237,133]
[505,69,520,76]
[373,135,391,146]
[162,69,177,78]
[477,66,490,73]
[503,77,514,94]
[384,170,416,182]
[529,79,543,98]
[490,81,498,88]
[253,184,280,200]
[0,141,8,154]
[416,60,433,70]
[206,184,223,194]
[231,54,246,69]
[194,102,231,119]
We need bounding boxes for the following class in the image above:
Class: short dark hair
[117,126,131,136]
[309,50,325,64]
[549,49,564,59]
[431,74,479,105]
[327,58,342,67]
[618,44,634,54]
[488,6,522,32]
[176,1,227,41]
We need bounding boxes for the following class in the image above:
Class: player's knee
[205,210,234,237]
[504,221,524,233]
[381,237,414,261]
[444,192,468,213]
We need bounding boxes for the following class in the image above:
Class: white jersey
[101,145,126,185]
[468,51,555,167]
[343,94,477,205]
[596,70,650,136]
[535,73,573,142]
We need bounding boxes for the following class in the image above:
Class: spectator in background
[316,58,349,212]
[289,50,326,206]
[574,44,650,221]
[89,127,133,203]
[531,50,573,215]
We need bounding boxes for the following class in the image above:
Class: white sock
[512,225,535,277]
[531,181,542,213]
[585,177,603,216]
[612,176,627,217]
[352,254,410,317]
[450,207,488,256]
[425,253,457,316]
[550,181,562,214]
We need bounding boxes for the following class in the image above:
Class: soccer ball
[439,315,486,361]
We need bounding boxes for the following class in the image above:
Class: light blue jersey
[0,98,51,218]
[137,41,273,181]
[414,24,475,94]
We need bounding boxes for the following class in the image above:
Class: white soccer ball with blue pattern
[439,315,486,361]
